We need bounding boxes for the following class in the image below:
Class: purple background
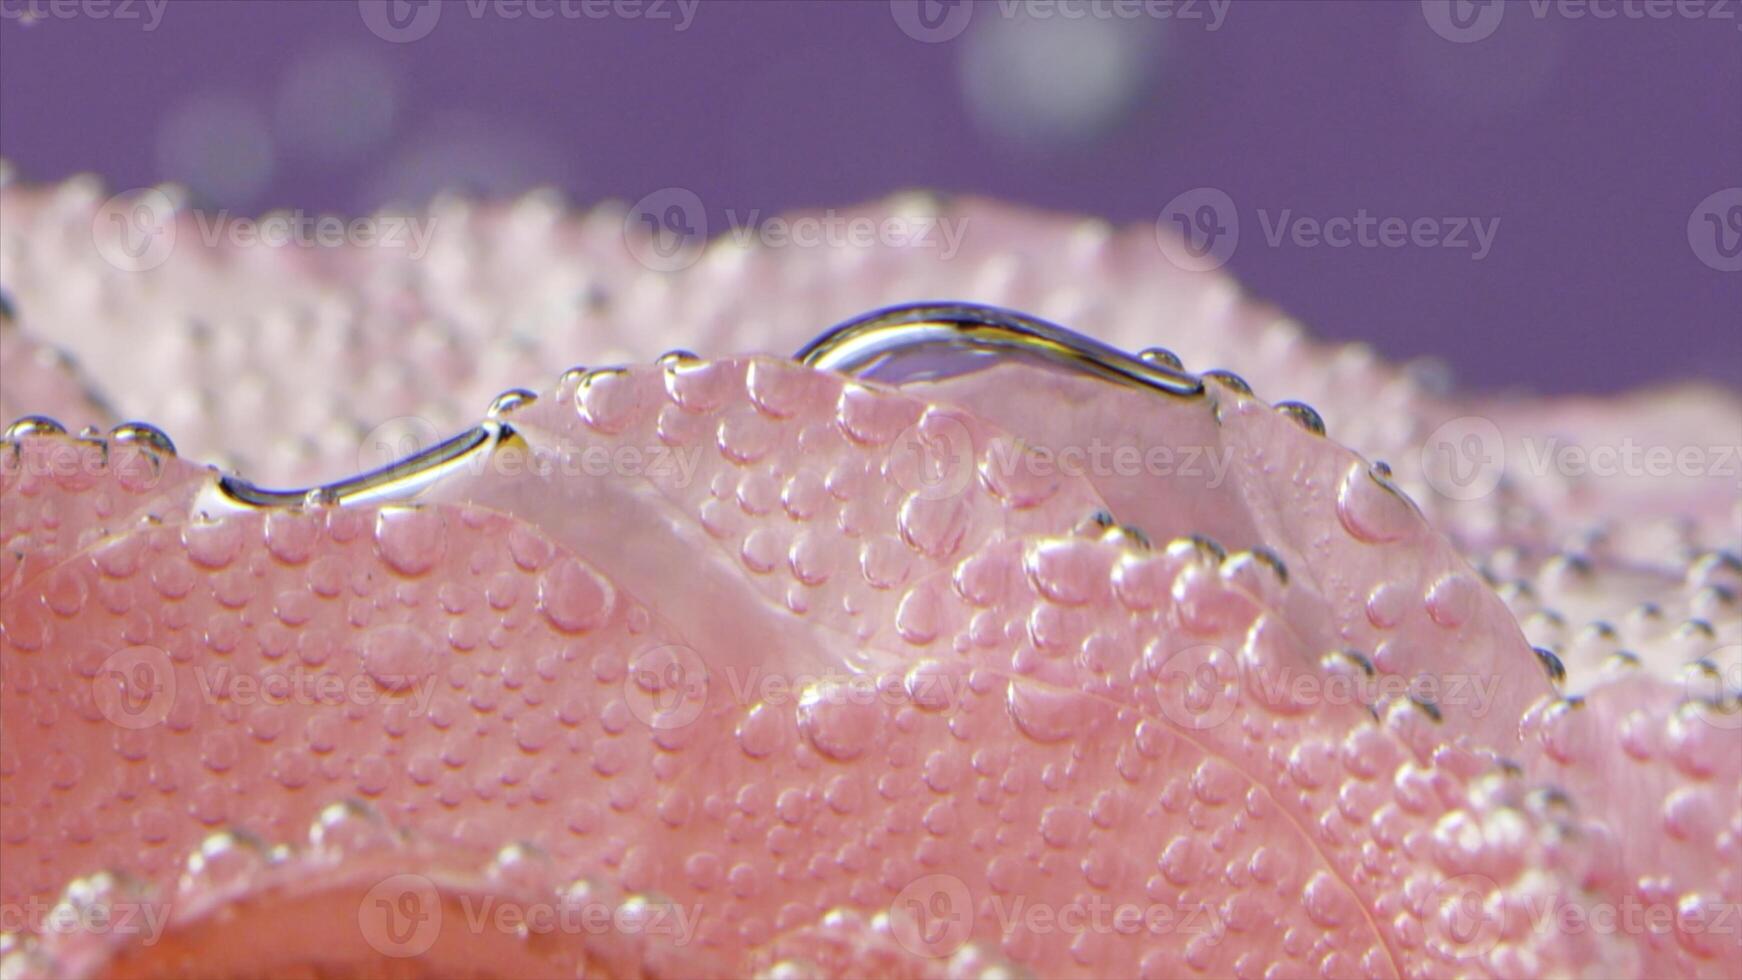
[1,0,1737,393]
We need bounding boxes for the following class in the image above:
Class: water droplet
[263,510,319,565]
[362,623,437,693]
[1138,347,1183,370]
[1425,573,1478,629]
[740,528,783,574]
[978,438,1059,509]
[1302,870,1352,927]
[537,557,614,632]
[1335,462,1416,544]
[835,384,919,447]
[716,409,779,465]
[41,567,88,617]
[746,358,812,418]
[373,506,445,577]
[576,368,642,433]
[901,661,959,715]
[736,702,786,759]
[5,416,66,442]
[1159,836,1201,886]
[897,492,969,560]
[183,518,243,569]
[1040,805,1088,848]
[1025,539,1105,606]
[108,421,177,458]
[663,357,734,414]
[1365,582,1409,629]
[895,586,943,645]
[798,684,879,761]
[1274,401,1325,436]
[1006,676,1099,743]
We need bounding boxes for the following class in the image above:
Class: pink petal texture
[0,419,1607,978]
[1,180,1738,978]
